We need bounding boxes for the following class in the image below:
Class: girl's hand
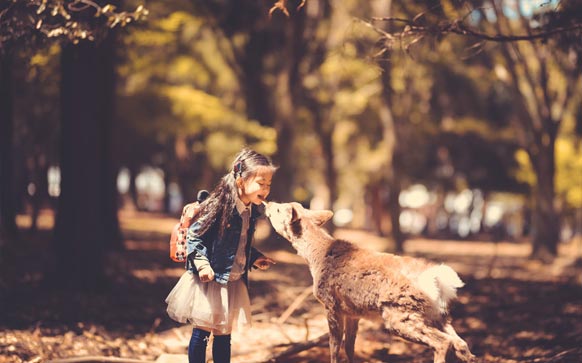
[198,265,215,282]
[253,256,276,270]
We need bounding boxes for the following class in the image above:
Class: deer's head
[265,201,333,243]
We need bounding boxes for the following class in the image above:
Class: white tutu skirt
[165,271,251,334]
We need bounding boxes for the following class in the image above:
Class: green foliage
[117,2,276,184]
[555,138,582,208]
[298,18,389,202]
[515,135,582,209]
[11,0,580,220]
[163,84,276,146]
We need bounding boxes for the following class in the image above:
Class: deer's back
[312,239,433,317]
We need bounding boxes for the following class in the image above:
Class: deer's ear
[311,210,333,226]
[290,204,300,223]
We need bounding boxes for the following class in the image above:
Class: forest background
[1,0,582,362]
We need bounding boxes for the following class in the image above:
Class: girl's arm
[250,246,276,270]
[249,216,275,269]
[186,220,211,271]
[249,247,264,267]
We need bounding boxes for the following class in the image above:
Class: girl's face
[238,166,273,206]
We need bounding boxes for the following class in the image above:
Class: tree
[0,50,18,241]
[190,0,310,201]
[369,0,582,260]
[370,0,406,250]
[117,5,277,206]
[51,33,121,289]
[476,1,581,260]
[0,0,146,287]
[7,43,62,233]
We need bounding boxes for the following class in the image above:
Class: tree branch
[269,0,306,18]
[265,333,329,362]
[370,17,582,43]
[1,0,148,49]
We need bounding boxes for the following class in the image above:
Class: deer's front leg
[326,309,344,363]
[344,317,360,363]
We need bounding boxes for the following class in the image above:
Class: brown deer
[265,201,476,363]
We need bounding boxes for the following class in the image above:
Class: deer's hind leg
[326,309,345,363]
[344,317,360,363]
[444,322,475,362]
[382,308,453,363]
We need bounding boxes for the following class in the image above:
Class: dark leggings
[188,328,231,363]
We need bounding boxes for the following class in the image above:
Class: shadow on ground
[1,212,582,363]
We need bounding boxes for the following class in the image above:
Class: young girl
[165,148,277,363]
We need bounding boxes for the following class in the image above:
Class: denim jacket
[186,206,264,285]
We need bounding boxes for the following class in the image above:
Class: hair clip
[233,161,242,177]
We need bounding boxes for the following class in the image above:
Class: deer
[264,201,476,363]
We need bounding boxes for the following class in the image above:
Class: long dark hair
[196,148,277,237]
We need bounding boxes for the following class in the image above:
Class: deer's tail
[417,264,464,314]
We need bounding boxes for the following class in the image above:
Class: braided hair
[195,148,277,238]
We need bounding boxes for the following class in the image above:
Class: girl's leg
[212,334,231,363]
[188,328,211,363]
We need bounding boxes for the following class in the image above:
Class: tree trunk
[163,165,172,213]
[29,155,49,233]
[368,183,385,235]
[272,98,295,202]
[0,50,18,240]
[101,33,122,251]
[240,30,272,127]
[379,68,404,251]
[374,0,404,252]
[312,119,336,234]
[240,43,295,202]
[52,36,120,289]
[529,136,560,261]
[270,12,305,203]
[128,164,140,210]
[387,170,404,253]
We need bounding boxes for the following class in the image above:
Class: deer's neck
[293,226,335,270]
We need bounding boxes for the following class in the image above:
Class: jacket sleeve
[187,220,211,271]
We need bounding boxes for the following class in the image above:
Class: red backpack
[169,190,209,262]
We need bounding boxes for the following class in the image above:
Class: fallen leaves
[2,213,582,363]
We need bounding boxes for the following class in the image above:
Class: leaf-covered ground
[1,209,581,363]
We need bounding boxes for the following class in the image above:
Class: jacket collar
[235,197,251,216]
